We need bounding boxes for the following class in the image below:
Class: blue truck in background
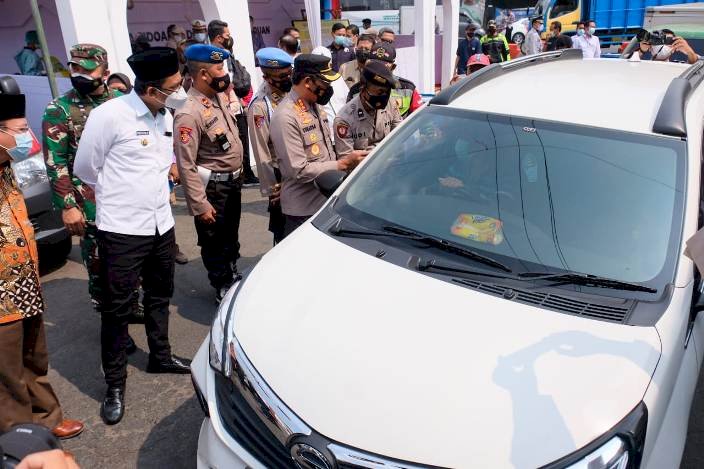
[531,0,700,45]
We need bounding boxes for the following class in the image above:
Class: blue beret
[256,47,294,69]
[184,44,230,63]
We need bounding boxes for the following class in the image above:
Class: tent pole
[29,0,59,99]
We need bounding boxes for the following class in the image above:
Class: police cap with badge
[362,60,397,89]
[256,47,294,69]
[127,46,180,81]
[294,54,341,82]
[370,42,396,63]
[184,44,230,64]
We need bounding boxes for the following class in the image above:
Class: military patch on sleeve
[254,115,265,128]
[336,122,350,139]
[179,127,193,144]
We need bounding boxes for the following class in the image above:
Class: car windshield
[336,107,686,290]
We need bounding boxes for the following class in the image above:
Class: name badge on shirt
[136,130,150,136]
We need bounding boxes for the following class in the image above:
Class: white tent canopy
[53,0,459,94]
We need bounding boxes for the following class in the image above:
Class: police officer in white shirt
[74,47,190,426]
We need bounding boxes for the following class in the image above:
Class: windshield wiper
[380,225,511,272]
[517,271,657,293]
[329,220,511,272]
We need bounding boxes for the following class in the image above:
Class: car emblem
[289,443,332,469]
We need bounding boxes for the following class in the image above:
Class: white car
[510,17,529,44]
[192,50,704,469]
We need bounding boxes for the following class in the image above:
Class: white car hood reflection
[232,224,661,469]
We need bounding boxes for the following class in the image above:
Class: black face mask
[365,91,390,109]
[270,76,292,92]
[222,36,234,50]
[356,49,370,63]
[71,74,103,95]
[310,81,334,105]
[207,72,231,92]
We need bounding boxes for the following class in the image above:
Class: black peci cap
[127,47,179,82]
[362,60,397,89]
[0,76,26,121]
[293,54,341,82]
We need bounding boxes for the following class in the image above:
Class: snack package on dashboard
[451,214,504,245]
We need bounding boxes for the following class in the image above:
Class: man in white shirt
[523,17,544,56]
[572,20,601,58]
[74,47,190,426]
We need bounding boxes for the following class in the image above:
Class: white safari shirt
[74,91,175,236]
[572,34,601,59]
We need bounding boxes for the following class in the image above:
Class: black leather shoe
[146,356,191,374]
[126,335,137,355]
[101,387,125,425]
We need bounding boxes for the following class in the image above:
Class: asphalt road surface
[39,187,704,468]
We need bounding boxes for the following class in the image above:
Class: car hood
[233,225,661,469]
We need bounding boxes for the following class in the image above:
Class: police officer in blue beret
[173,44,245,302]
[247,47,294,245]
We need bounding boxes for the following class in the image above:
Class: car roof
[444,59,692,136]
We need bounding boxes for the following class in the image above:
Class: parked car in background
[510,17,529,44]
[13,154,71,270]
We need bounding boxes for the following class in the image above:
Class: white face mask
[195,33,207,43]
[158,86,188,110]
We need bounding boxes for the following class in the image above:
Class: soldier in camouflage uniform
[42,44,120,311]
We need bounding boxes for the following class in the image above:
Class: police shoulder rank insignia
[311,144,320,156]
[254,115,265,128]
[179,126,193,144]
[336,122,350,139]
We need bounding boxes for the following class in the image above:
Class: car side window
[549,0,578,18]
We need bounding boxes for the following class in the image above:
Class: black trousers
[235,113,254,178]
[268,167,285,245]
[97,228,175,389]
[195,178,241,289]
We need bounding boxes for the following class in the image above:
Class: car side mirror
[315,170,347,199]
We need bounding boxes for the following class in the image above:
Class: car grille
[453,278,633,323]
[214,372,296,468]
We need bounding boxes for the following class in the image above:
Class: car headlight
[11,154,49,190]
[543,402,647,469]
[564,437,629,469]
[209,277,244,376]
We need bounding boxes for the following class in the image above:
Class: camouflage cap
[68,44,108,71]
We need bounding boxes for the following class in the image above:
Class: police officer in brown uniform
[247,47,293,245]
[333,60,402,157]
[270,54,367,237]
[173,44,244,302]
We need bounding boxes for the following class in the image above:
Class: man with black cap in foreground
[334,60,402,157]
[74,47,191,425]
[248,47,294,245]
[0,76,84,439]
[347,42,422,119]
[173,44,244,303]
[270,54,368,237]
